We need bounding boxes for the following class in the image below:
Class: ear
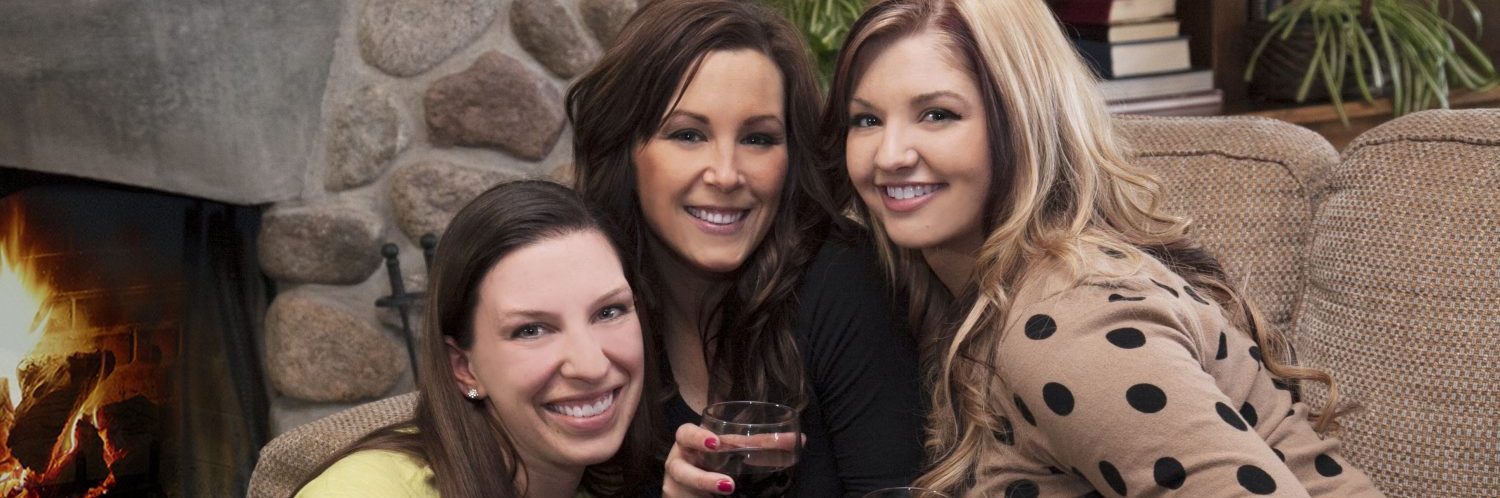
[446,336,480,398]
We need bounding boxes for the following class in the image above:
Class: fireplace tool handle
[375,234,438,381]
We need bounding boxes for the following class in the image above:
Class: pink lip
[543,387,622,434]
[878,184,945,213]
[685,207,749,236]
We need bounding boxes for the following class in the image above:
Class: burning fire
[1,214,51,410]
[0,209,124,497]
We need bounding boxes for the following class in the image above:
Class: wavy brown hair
[820,0,1348,493]
[568,0,843,414]
[297,180,659,497]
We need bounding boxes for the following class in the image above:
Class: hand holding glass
[699,401,800,497]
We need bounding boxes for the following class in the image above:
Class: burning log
[6,351,114,471]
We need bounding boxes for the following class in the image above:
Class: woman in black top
[566,1,923,496]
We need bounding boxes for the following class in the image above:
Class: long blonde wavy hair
[818,0,1347,493]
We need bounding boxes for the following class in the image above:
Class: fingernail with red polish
[704,437,719,450]
[717,479,734,494]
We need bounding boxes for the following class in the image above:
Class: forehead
[851,31,977,102]
[670,49,785,114]
[478,231,626,309]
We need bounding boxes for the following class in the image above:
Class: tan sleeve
[997,281,1313,498]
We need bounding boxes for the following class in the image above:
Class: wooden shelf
[1243,86,1500,125]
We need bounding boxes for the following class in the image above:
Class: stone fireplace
[0,0,640,493]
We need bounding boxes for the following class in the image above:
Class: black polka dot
[1106,328,1146,349]
[1216,402,1248,431]
[1098,460,1127,496]
[1025,314,1057,340]
[1004,479,1039,498]
[1272,448,1285,462]
[1239,402,1259,427]
[1151,279,1180,297]
[994,417,1014,445]
[1184,285,1211,305]
[1215,332,1228,360]
[1236,465,1277,494]
[1043,383,1075,416]
[1126,384,1168,413]
[1287,407,1296,418]
[1248,346,1263,363]
[1315,454,1344,477]
[1101,246,1126,259]
[1153,457,1187,489]
[1108,294,1145,302]
[1015,395,1037,426]
[1273,378,1293,391]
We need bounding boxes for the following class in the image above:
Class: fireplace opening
[1,166,269,496]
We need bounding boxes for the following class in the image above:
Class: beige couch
[247,110,1500,498]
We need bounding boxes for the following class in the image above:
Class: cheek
[477,345,554,398]
[602,326,646,375]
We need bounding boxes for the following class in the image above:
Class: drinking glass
[700,401,800,498]
[862,487,952,498]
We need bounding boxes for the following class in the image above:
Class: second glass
[700,401,801,498]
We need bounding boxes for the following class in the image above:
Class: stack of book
[1050,0,1222,116]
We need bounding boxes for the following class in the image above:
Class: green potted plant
[1245,0,1498,124]
[767,0,867,87]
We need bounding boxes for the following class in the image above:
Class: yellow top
[296,449,595,498]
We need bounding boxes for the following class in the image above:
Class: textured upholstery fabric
[1117,115,1338,342]
[1295,109,1500,497]
[247,392,419,498]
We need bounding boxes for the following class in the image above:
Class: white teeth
[686,207,747,225]
[885,185,941,200]
[546,392,614,418]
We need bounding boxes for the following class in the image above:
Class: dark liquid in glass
[705,448,797,498]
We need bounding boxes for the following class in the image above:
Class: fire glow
[0,210,125,497]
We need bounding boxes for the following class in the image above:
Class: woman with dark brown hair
[295,180,659,498]
[567,1,924,496]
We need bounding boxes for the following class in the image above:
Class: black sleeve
[787,236,926,497]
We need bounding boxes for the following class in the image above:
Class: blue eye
[668,129,706,143]
[921,108,961,122]
[850,114,880,128]
[741,133,782,147]
[596,304,628,321]
[512,324,545,339]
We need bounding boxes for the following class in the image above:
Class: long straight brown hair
[297,180,659,497]
[568,0,844,414]
[820,0,1346,493]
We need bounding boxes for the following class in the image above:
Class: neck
[922,231,985,296]
[647,235,729,333]
[518,460,584,498]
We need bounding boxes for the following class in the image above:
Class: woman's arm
[792,239,926,497]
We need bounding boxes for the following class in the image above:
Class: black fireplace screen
[1,172,267,497]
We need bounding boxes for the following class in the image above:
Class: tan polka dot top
[964,248,1385,497]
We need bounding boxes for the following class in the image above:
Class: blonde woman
[819,0,1386,496]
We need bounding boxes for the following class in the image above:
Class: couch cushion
[1117,115,1337,341]
[1296,109,1500,497]
[247,392,419,498]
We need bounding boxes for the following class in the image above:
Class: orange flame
[1,210,51,409]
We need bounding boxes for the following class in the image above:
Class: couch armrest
[1297,109,1500,497]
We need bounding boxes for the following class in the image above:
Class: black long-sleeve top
[643,233,927,497]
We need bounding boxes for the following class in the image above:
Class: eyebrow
[662,110,784,128]
[850,91,969,111]
[493,284,633,321]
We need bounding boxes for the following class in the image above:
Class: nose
[558,328,611,382]
[701,141,744,191]
[873,125,918,172]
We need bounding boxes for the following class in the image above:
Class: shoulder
[996,246,1227,365]
[799,227,886,286]
[296,450,436,498]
